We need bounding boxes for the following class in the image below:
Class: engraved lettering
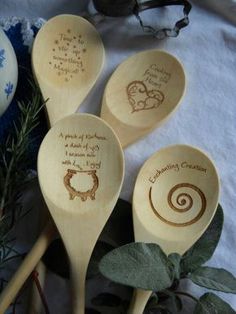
[149,163,179,183]
[181,162,207,173]
[149,162,207,184]
[49,30,87,82]
[58,132,108,201]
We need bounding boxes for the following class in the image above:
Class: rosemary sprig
[0,80,45,217]
[0,78,46,292]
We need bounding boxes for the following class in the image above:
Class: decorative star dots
[49,31,87,82]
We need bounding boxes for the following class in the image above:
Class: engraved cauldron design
[64,169,99,201]
[126,80,165,113]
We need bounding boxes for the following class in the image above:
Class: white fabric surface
[1,0,236,312]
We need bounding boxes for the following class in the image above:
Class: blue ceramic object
[0,27,18,116]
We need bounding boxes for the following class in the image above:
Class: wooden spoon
[101,50,185,147]
[0,15,105,312]
[37,113,124,314]
[31,14,104,312]
[32,14,105,125]
[129,144,220,313]
[0,27,18,116]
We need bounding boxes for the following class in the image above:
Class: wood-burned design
[49,30,87,82]
[149,183,207,227]
[126,81,164,113]
[64,169,99,201]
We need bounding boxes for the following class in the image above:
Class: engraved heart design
[126,80,165,113]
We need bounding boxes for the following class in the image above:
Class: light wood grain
[37,113,124,314]
[101,50,185,147]
[30,14,105,313]
[0,15,105,312]
[1,47,184,312]
[0,221,57,313]
[128,144,220,314]
[32,14,105,125]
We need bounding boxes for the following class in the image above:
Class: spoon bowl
[38,113,124,313]
[101,50,185,147]
[0,27,18,117]
[32,14,105,125]
[129,144,220,313]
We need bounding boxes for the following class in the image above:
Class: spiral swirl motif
[149,183,207,227]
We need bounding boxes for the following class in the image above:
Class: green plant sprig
[0,79,46,293]
[0,80,45,217]
[99,205,236,313]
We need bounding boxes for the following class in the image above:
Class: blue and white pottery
[0,27,18,117]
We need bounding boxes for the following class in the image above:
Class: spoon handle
[128,289,152,314]
[61,223,94,314]
[0,221,57,313]
[70,262,87,314]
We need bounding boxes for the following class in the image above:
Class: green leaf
[168,253,181,280]
[162,290,183,312]
[88,241,115,279]
[145,302,172,314]
[181,204,223,275]
[189,266,236,293]
[194,293,236,314]
[99,242,173,291]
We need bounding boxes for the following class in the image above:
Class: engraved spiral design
[149,183,207,227]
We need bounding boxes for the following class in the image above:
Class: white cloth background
[1,0,236,313]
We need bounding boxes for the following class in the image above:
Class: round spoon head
[38,113,124,313]
[32,15,105,125]
[133,145,220,255]
[101,50,185,148]
[0,27,18,117]
[37,113,124,250]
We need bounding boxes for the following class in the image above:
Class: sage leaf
[99,242,173,291]
[145,304,172,314]
[87,241,115,279]
[194,293,236,314]
[189,266,236,293]
[181,204,223,275]
[168,253,181,280]
[162,290,183,312]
